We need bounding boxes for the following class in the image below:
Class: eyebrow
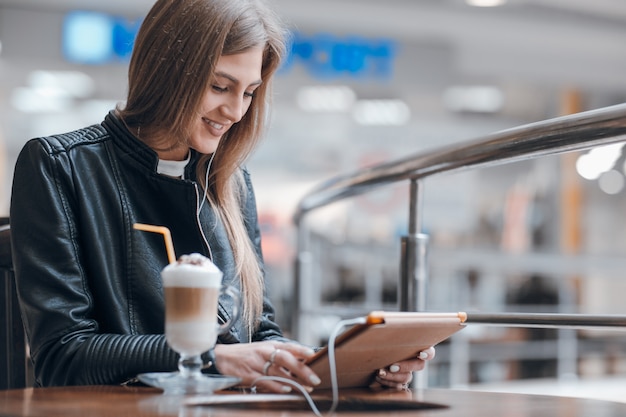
[214,71,263,88]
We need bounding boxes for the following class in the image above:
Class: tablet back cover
[306,312,466,389]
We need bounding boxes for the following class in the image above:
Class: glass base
[137,372,241,395]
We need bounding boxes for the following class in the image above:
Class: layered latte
[162,253,222,356]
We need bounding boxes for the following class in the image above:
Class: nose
[220,95,245,123]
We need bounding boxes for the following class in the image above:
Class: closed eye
[212,85,255,99]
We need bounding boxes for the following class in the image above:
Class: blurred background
[1,0,626,402]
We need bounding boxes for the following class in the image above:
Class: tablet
[305,311,467,389]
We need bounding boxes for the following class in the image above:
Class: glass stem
[178,354,203,378]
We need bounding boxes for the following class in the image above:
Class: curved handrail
[294,103,626,223]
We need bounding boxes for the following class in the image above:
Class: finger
[274,342,316,360]
[384,358,426,374]
[252,377,296,394]
[377,368,414,384]
[270,348,321,387]
[419,346,436,361]
[256,358,315,394]
[375,374,411,390]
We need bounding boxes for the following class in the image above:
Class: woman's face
[188,47,264,158]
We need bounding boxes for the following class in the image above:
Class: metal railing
[292,103,626,340]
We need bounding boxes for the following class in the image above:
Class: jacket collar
[102,110,200,180]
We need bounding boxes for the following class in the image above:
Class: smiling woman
[8,0,327,394]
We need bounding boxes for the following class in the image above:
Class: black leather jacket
[10,111,285,387]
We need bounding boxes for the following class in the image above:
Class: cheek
[199,90,220,112]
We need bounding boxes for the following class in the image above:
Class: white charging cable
[326,317,367,413]
[250,375,324,417]
[197,152,216,215]
[251,316,367,416]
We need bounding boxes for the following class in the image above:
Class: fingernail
[389,364,400,373]
[378,369,387,377]
[418,351,429,360]
[281,385,292,393]
[309,374,321,386]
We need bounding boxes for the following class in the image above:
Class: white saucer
[138,372,241,395]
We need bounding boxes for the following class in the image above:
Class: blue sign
[63,11,140,64]
[62,11,396,80]
[283,33,396,80]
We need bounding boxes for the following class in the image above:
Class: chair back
[0,217,33,388]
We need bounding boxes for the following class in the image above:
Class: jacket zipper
[194,182,214,261]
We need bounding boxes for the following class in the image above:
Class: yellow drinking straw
[133,223,176,264]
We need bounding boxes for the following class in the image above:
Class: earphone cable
[197,152,216,215]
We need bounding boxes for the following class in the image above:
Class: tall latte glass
[139,253,240,395]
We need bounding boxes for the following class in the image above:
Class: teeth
[203,118,224,130]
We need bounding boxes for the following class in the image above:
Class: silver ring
[269,348,281,364]
[263,361,272,375]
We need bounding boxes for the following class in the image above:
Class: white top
[157,152,191,179]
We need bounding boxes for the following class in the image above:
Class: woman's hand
[213,341,321,393]
[373,346,436,389]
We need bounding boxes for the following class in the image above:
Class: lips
[202,117,229,136]
[203,117,224,129]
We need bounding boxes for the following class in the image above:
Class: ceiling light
[598,170,624,195]
[443,85,503,113]
[466,0,507,7]
[576,143,623,180]
[28,70,95,98]
[296,85,356,112]
[11,87,72,113]
[352,99,411,126]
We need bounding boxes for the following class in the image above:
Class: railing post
[399,178,429,312]
[292,223,310,342]
[400,178,430,390]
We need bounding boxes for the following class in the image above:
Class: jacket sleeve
[10,138,178,386]
[240,168,291,343]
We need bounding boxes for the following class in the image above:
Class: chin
[191,140,220,155]
[196,147,219,156]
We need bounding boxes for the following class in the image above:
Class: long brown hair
[118,0,287,332]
